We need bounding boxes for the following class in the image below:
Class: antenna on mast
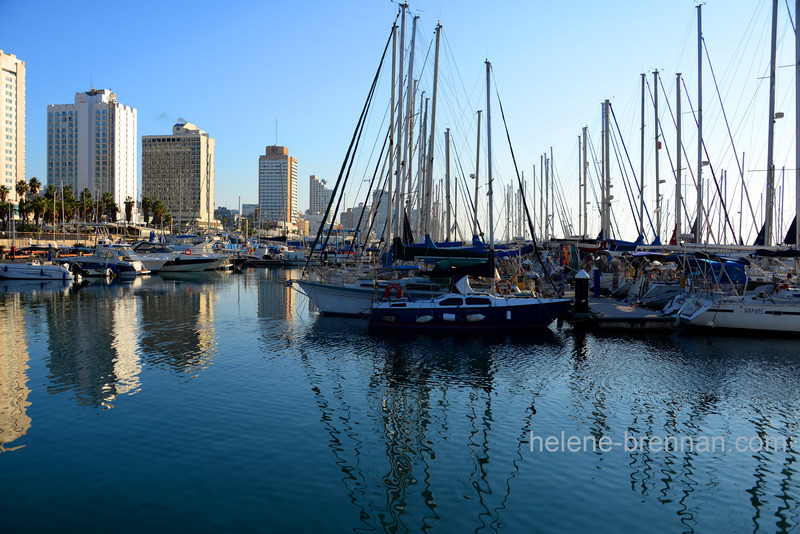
[275,119,278,145]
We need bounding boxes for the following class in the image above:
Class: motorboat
[0,260,73,281]
[130,241,228,272]
[70,248,149,277]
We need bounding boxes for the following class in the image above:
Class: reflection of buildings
[46,284,143,408]
[137,277,218,375]
[258,269,298,319]
[0,293,32,449]
[45,279,219,408]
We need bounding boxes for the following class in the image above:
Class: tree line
[0,178,171,230]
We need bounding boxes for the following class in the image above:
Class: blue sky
[3,0,795,243]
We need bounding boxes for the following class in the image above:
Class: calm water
[1,268,800,533]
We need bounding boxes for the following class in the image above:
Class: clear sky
[3,0,795,244]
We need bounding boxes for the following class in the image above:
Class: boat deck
[565,291,677,330]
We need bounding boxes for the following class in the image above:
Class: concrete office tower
[310,175,333,216]
[258,145,297,230]
[47,89,137,218]
[1,50,25,202]
[142,121,216,229]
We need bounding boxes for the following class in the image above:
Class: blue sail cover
[684,258,747,285]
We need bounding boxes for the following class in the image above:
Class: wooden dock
[564,291,677,330]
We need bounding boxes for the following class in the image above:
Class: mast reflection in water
[0,269,799,533]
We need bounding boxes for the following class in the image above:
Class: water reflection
[45,281,143,408]
[565,331,800,531]
[297,320,567,532]
[0,273,228,410]
[2,269,800,530]
[257,267,301,319]
[135,274,220,379]
[0,294,31,451]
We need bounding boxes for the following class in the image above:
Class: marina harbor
[4,0,800,532]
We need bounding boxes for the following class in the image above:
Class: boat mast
[544,153,549,241]
[676,72,682,245]
[549,147,552,238]
[539,155,543,237]
[582,126,588,239]
[764,0,778,246]
[386,21,397,255]
[696,4,704,244]
[418,94,427,237]
[416,89,428,235]
[796,0,799,248]
[640,73,646,238]
[602,99,611,240]
[424,22,442,239]
[445,128,451,241]
[532,165,537,238]
[485,60,494,250]
[654,69,661,241]
[473,110,482,238]
[391,4,407,241]
[401,14,418,239]
[578,134,582,239]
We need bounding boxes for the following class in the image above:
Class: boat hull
[296,278,445,317]
[678,294,800,332]
[0,262,73,281]
[296,280,376,316]
[369,295,570,331]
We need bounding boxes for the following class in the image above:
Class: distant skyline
[3,0,796,243]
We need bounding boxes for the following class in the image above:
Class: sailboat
[369,61,570,332]
[671,255,800,332]
[369,275,569,331]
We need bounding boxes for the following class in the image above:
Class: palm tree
[17,198,28,224]
[100,192,114,221]
[16,179,28,202]
[164,213,172,233]
[152,199,166,227]
[141,196,152,226]
[108,201,119,223]
[79,188,94,222]
[124,196,134,225]
[0,185,11,230]
[28,177,41,197]
[30,196,45,227]
[42,184,57,225]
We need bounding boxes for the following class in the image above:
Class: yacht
[71,247,149,277]
[130,241,227,272]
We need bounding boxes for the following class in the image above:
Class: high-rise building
[47,89,137,217]
[309,175,333,216]
[258,145,297,230]
[142,121,216,228]
[1,50,25,202]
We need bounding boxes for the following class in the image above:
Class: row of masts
[377,1,797,252]
[591,1,796,248]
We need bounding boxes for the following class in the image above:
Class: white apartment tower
[47,89,137,217]
[258,145,297,230]
[1,50,25,202]
[309,175,333,216]
[142,122,216,229]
